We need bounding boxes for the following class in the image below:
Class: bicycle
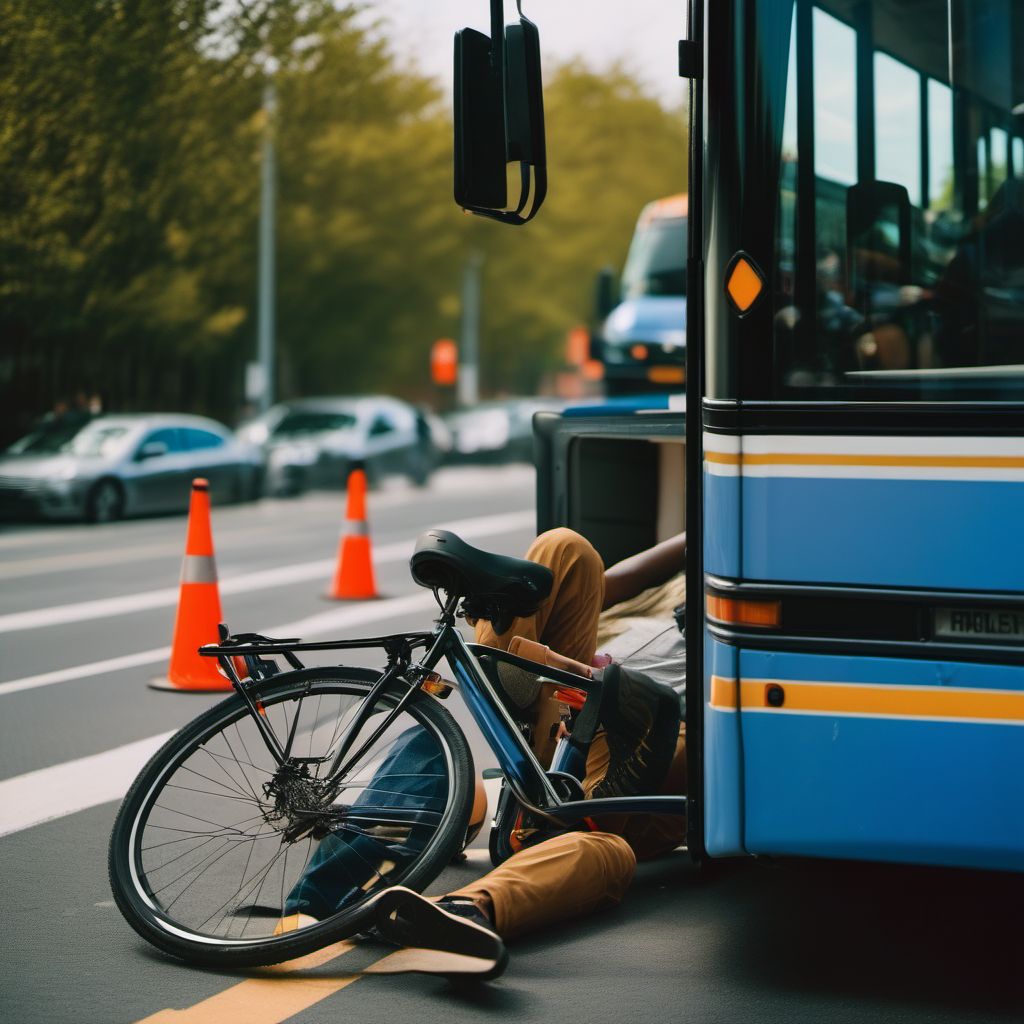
[108,529,687,968]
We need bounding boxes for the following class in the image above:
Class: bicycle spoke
[151,804,265,834]
[218,732,265,804]
[228,819,268,940]
[199,744,259,802]
[143,823,271,884]
[164,782,263,807]
[203,744,267,778]
[232,721,265,789]
[206,841,291,933]
[344,810,444,828]
[176,761,264,803]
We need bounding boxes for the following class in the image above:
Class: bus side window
[772,0,1024,396]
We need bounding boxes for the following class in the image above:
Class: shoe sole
[373,886,509,981]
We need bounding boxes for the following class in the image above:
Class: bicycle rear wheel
[109,667,472,968]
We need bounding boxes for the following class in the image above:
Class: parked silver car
[444,397,567,464]
[238,396,440,495]
[0,414,263,522]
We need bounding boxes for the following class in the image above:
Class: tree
[0,3,688,442]
[471,60,688,394]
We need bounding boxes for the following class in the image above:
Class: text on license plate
[934,607,1024,642]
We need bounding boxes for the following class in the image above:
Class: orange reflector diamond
[725,255,764,314]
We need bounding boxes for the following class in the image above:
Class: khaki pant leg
[474,528,605,665]
[447,831,636,941]
[581,725,687,861]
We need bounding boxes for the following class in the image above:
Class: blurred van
[592,194,688,395]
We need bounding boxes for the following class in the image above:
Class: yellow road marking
[136,940,359,1024]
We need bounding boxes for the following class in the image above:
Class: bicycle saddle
[410,529,554,634]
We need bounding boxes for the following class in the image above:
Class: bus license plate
[934,607,1024,643]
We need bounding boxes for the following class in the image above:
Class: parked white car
[238,396,440,495]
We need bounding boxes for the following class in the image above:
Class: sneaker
[370,886,508,981]
[591,664,680,799]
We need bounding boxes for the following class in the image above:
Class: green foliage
[475,61,687,392]
[0,1,687,441]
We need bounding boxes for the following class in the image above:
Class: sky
[360,1,689,107]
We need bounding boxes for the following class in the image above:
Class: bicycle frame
[203,601,687,830]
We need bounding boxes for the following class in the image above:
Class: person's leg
[582,724,687,860]
[284,726,446,920]
[445,830,636,940]
[372,832,634,979]
[474,528,605,665]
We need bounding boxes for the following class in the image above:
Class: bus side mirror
[454,1,546,225]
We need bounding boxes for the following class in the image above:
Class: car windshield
[65,425,134,458]
[7,421,86,455]
[273,410,358,436]
[621,217,688,299]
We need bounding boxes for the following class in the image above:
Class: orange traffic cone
[151,478,236,692]
[327,468,378,599]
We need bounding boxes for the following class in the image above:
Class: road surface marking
[136,941,359,1024]
[0,590,436,697]
[0,731,176,838]
[0,541,184,579]
[0,590,433,831]
[0,508,533,634]
[0,648,173,698]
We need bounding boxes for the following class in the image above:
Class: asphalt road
[1,465,1021,1024]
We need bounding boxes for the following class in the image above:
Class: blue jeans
[285,725,446,919]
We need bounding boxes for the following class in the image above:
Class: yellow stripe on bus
[709,676,1024,722]
[709,675,739,708]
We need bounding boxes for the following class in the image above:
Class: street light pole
[458,251,483,408]
[256,77,277,414]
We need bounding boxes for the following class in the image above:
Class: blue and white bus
[689,0,1024,871]
[461,0,1022,872]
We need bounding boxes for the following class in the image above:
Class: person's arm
[602,532,686,610]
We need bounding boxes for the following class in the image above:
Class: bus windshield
[621,216,688,299]
[767,0,1024,400]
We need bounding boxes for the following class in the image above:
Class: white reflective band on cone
[342,520,369,536]
[180,555,219,584]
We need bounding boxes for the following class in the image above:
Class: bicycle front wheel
[109,667,473,968]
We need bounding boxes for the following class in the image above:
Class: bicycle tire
[109,667,473,968]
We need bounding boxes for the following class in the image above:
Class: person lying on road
[280,528,688,981]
